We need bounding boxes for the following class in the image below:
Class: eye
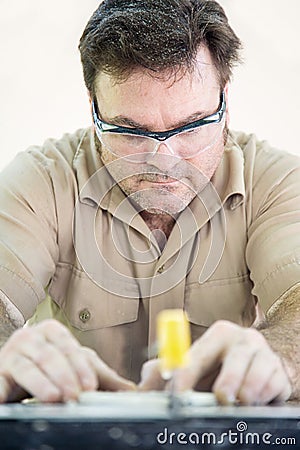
[186,128,199,134]
[119,134,144,147]
[181,127,204,138]
[123,134,140,141]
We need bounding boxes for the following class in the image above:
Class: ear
[223,83,230,127]
[88,90,93,110]
[88,91,95,130]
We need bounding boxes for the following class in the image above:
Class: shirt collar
[211,131,246,208]
[74,128,116,208]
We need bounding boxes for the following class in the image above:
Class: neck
[140,210,176,251]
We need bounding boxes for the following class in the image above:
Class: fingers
[83,347,136,392]
[166,321,291,406]
[40,321,136,393]
[172,320,236,392]
[213,328,291,405]
[37,321,98,393]
[0,317,290,406]
[212,329,267,404]
[0,375,19,403]
[0,322,91,402]
[138,359,166,391]
[0,320,136,403]
[1,354,62,402]
[258,368,292,404]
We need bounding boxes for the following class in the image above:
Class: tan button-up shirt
[1,128,300,382]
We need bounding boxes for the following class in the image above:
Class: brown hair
[79,0,242,95]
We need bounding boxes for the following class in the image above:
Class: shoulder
[229,130,300,222]
[230,130,300,183]
[26,127,92,170]
[0,128,94,210]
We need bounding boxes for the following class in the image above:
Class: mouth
[150,179,179,185]
[139,175,180,185]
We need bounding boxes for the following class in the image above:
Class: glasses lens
[169,119,225,159]
[97,116,225,162]
[99,132,157,162]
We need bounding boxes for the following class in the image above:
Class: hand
[139,320,292,405]
[0,319,136,403]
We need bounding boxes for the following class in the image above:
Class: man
[0,0,299,405]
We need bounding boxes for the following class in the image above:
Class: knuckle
[142,359,158,370]
[209,320,235,334]
[4,328,36,354]
[243,328,266,346]
[10,327,32,343]
[237,378,264,404]
[262,376,291,404]
[140,359,159,377]
[10,355,36,377]
[33,346,55,366]
[39,319,67,333]
[272,353,283,368]
[81,346,98,359]
[38,387,62,403]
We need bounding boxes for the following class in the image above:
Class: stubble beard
[119,177,198,216]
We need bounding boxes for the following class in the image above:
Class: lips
[139,175,179,184]
[151,179,178,185]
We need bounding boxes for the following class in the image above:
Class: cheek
[118,176,139,194]
[100,147,115,165]
[190,144,224,179]
[99,148,142,193]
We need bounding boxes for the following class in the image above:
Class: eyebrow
[105,109,212,132]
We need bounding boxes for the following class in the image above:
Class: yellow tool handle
[157,309,191,380]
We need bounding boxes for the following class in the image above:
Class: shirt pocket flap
[184,275,256,328]
[49,264,140,331]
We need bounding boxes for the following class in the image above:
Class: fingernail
[63,387,80,401]
[224,393,236,404]
[123,381,137,391]
[82,376,97,391]
[0,376,9,403]
[216,389,236,405]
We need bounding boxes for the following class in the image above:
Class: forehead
[95,46,219,95]
[94,46,220,121]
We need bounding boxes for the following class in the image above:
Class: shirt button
[157,265,165,274]
[79,308,91,323]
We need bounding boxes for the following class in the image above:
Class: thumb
[138,359,166,391]
[86,350,136,391]
[0,375,28,403]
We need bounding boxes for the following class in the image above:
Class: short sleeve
[246,146,300,312]
[0,151,59,320]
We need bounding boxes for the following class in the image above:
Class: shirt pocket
[49,263,140,331]
[184,274,256,328]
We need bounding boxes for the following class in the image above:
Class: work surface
[0,392,299,449]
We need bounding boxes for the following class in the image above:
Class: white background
[0,0,299,169]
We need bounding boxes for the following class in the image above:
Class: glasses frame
[92,92,226,144]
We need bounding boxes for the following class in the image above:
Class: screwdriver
[157,309,191,415]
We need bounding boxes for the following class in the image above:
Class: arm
[0,292,24,348]
[258,283,300,400]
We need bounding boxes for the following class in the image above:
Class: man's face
[94,46,228,216]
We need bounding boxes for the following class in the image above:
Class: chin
[130,189,195,216]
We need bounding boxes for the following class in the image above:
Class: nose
[146,141,180,172]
